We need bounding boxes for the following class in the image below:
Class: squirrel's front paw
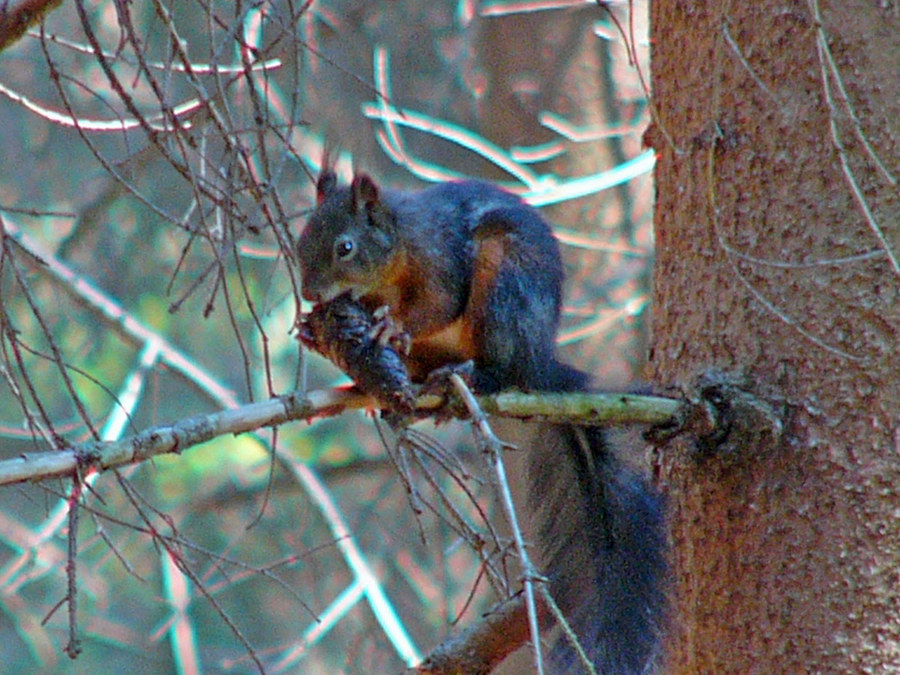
[418,361,476,424]
[370,305,411,355]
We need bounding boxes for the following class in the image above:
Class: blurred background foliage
[0,0,651,672]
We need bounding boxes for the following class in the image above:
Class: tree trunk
[648,0,900,672]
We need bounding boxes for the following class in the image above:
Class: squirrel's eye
[334,234,356,261]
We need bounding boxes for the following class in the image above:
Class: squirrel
[297,170,666,674]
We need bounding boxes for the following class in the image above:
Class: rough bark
[648,0,900,671]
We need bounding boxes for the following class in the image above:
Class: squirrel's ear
[351,174,380,211]
[316,171,338,205]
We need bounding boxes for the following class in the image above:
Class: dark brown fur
[297,171,665,673]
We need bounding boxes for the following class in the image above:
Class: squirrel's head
[298,171,398,303]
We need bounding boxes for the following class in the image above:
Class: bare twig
[448,373,546,675]
[63,478,82,659]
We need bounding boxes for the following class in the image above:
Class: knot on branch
[648,370,784,462]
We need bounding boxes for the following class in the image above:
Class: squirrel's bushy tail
[529,423,666,674]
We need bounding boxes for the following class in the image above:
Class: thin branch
[0,0,63,53]
[448,373,546,675]
[0,388,681,487]
[63,478,82,659]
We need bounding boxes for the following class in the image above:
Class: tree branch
[0,0,64,53]
[410,593,536,675]
[0,388,682,486]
